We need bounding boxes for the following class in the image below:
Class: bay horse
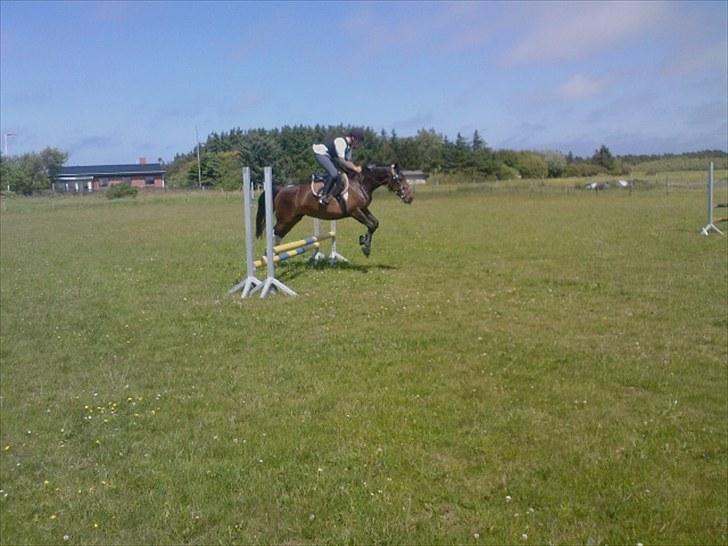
[255,164,413,257]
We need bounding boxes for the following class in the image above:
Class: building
[402,170,428,185]
[54,159,165,193]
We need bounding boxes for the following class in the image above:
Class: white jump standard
[259,167,297,297]
[228,167,262,297]
[701,162,723,236]
[311,216,346,264]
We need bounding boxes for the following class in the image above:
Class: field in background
[1,181,726,545]
[427,168,728,189]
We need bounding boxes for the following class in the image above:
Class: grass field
[1,182,726,545]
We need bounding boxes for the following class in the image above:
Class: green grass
[1,184,726,545]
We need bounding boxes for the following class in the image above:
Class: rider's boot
[319,175,337,206]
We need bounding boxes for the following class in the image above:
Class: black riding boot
[319,175,338,205]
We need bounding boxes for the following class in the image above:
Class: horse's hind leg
[269,189,305,241]
[274,214,303,241]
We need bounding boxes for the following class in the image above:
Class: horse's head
[388,164,414,204]
[362,164,413,204]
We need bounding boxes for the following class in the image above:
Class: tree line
[164,126,622,190]
[1,125,726,194]
[163,125,727,190]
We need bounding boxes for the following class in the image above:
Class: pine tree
[472,130,484,151]
[592,145,616,170]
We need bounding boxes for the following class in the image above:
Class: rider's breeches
[315,153,340,192]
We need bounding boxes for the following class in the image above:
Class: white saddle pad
[311,173,349,202]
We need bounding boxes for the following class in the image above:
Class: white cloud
[556,74,610,101]
[338,2,501,63]
[663,41,728,77]
[506,1,673,64]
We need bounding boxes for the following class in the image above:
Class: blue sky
[1,0,726,165]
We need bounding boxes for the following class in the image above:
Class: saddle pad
[311,173,349,203]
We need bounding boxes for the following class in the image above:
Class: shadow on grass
[274,260,397,281]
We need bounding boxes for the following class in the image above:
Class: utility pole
[2,132,16,156]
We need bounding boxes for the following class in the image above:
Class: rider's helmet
[348,127,365,142]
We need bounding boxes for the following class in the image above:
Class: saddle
[310,172,350,202]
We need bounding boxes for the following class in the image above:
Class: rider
[312,128,364,206]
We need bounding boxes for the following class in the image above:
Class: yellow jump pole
[271,232,333,254]
[254,242,321,269]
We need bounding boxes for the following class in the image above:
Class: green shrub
[494,162,520,180]
[106,183,138,199]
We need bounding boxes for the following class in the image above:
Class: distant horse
[256,164,413,257]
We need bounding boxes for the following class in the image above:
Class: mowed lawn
[1,185,726,545]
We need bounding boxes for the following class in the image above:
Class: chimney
[139,157,147,165]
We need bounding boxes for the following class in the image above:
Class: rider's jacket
[313,137,352,162]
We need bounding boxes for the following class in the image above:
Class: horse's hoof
[361,245,370,257]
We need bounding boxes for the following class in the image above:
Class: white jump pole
[701,162,723,236]
[260,167,297,298]
[228,166,262,297]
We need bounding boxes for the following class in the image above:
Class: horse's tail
[255,184,280,238]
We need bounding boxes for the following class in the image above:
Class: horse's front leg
[351,208,379,257]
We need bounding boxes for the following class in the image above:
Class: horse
[255,164,413,257]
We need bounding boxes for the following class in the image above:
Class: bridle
[361,164,411,201]
[388,167,410,200]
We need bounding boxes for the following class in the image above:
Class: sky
[1,0,726,165]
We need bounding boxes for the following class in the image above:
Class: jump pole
[260,166,297,298]
[270,232,333,256]
[701,162,723,236]
[228,166,262,297]
[256,239,327,268]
